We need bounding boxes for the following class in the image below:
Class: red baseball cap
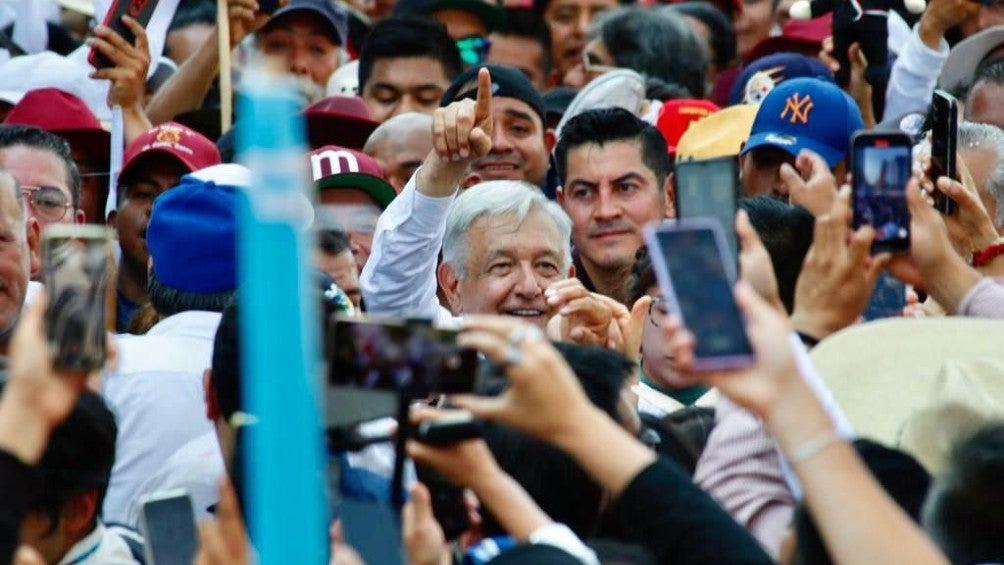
[743,14,832,65]
[303,96,379,150]
[120,122,222,181]
[4,88,111,161]
[308,145,396,209]
[656,99,720,154]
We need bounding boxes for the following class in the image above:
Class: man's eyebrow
[611,172,647,184]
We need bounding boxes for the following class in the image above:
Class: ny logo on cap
[311,149,360,181]
[780,93,813,125]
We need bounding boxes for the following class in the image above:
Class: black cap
[262,0,349,46]
[542,86,578,121]
[393,0,505,32]
[440,64,545,123]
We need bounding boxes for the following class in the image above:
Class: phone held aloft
[929,89,958,216]
[41,225,115,372]
[643,219,755,371]
[851,131,912,254]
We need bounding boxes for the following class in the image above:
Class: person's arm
[360,69,495,321]
[87,15,153,144]
[883,0,978,120]
[145,0,263,125]
[955,276,1004,318]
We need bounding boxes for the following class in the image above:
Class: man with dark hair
[440,64,554,189]
[316,229,361,308]
[101,164,246,524]
[19,391,143,564]
[488,8,552,90]
[358,16,464,123]
[0,124,83,228]
[554,107,671,303]
[922,423,1004,565]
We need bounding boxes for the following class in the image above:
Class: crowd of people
[0,0,1003,563]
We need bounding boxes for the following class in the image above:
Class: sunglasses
[456,35,492,67]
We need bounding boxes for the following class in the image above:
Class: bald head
[363,112,434,192]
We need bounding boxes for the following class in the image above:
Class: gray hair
[443,180,572,278]
[958,121,1004,228]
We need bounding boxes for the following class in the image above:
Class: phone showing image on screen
[41,225,114,372]
[643,219,754,371]
[851,132,911,254]
[674,156,741,265]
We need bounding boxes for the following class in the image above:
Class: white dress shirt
[57,522,142,565]
[360,172,460,327]
[101,311,221,523]
[884,22,950,121]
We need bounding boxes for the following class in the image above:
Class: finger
[802,149,830,180]
[442,107,461,160]
[848,224,876,266]
[409,482,435,521]
[92,24,132,52]
[778,162,803,192]
[470,127,492,157]
[447,393,505,421]
[938,176,980,213]
[474,68,493,124]
[735,209,764,254]
[547,285,591,309]
[86,36,130,68]
[432,108,449,158]
[455,105,474,159]
[866,252,892,285]
[568,326,604,345]
[811,212,838,260]
[121,15,149,52]
[831,184,852,227]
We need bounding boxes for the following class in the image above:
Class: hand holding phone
[851,132,911,253]
[643,219,754,371]
[88,0,160,70]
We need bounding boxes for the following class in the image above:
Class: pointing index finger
[475,67,493,124]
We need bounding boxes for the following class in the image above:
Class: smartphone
[674,157,740,265]
[88,0,160,70]
[643,219,754,371]
[851,132,912,253]
[138,490,198,565]
[329,318,479,395]
[414,463,470,540]
[41,225,114,372]
[929,89,958,215]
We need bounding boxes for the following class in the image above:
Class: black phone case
[88,0,160,70]
[930,91,958,215]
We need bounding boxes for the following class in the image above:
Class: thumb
[779,162,802,190]
[448,393,504,421]
[408,482,435,521]
[735,209,764,253]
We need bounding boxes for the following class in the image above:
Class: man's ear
[62,491,99,535]
[556,185,565,206]
[204,369,220,422]
[106,210,117,228]
[664,173,676,219]
[437,262,463,314]
[26,217,40,277]
[75,209,86,224]
[544,128,557,153]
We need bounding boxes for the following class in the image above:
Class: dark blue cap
[262,0,348,46]
[729,52,834,106]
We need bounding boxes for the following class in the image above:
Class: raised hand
[88,15,151,111]
[432,67,494,162]
[781,149,839,216]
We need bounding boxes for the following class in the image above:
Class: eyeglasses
[582,50,619,75]
[648,296,669,328]
[456,35,492,67]
[21,185,73,222]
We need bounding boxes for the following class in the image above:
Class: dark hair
[318,229,352,257]
[922,423,1004,565]
[496,8,553,78]
[596,7,708,98]
[31,391,117,535]
[211,297,242,421]
[147,269,235,317]
[794,440,931,565]
[663,2,736,72]
[357,17,463,92]
[738,197,815,313]
[0,124,81,209]
[481,342,633,538]
[555,107,671,188]
[169,0,217,31]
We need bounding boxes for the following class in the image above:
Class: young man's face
[488,34,548,90]
[558,140,665,273]
[258,12,341,87]
[463,97,553,188]
[733,0,778,59]
[362,57,453,123]
[740,146,796,198]
[113,154,191,273]
[544,0,619,82]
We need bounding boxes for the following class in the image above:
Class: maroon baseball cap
[120,122,222,181]
[308,145,396,209]
[743,14,832,65]
[4,88,111,161]
[303,96,379,150]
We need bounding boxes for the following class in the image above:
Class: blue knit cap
[146,164,249,294]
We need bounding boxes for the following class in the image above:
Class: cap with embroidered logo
[741,77,863,169]
[729,52,834,106]
[308,145,397,209]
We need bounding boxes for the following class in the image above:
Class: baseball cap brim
[305,114,379,150]
[316,173,396,209]
[264,5,347,45]
[426,0,505,31]
[120,147,200,182]
[939,26,1004,92]
[742,129,844,169]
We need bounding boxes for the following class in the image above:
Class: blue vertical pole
[235,66,326,563]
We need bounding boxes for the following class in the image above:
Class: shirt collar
[58,523,104,565]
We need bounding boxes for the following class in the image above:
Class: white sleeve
[360,170,458,323]
[528,523,600,565]
[883,23,949,121]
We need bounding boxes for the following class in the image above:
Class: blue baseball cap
[729,52,834,106]
[741,77,863,169]
[147,164,250,294]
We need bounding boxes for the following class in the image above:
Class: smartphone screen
[675,157,740,264]
[329,320,478,395]
[88,0,160,69]
[930,90,958,215]
[852,134,911,253]
[645,221,753,370]
[139,491,198,565]
[42,226,114,372]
